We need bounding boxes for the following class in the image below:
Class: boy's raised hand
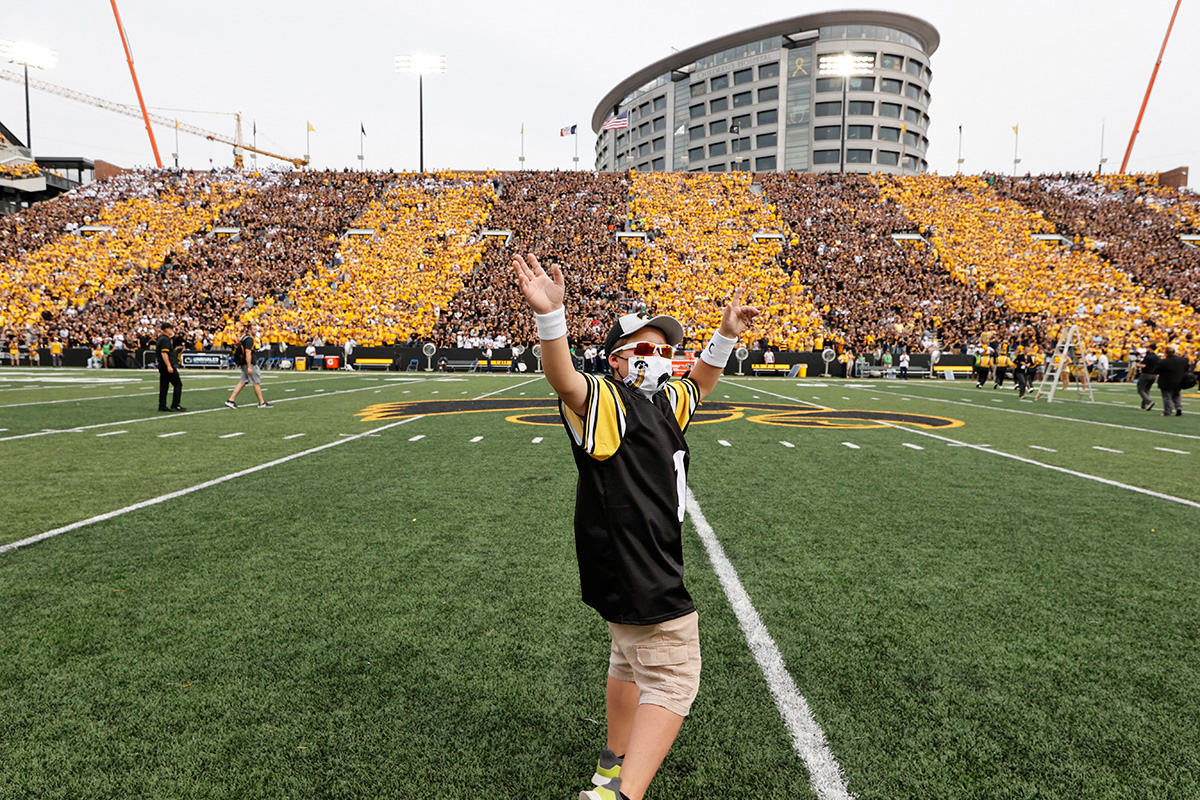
[513,254,565,315]
[718,289,761,338]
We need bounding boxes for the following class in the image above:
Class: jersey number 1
[672,450,687,523]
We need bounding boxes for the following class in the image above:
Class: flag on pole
[600,111,629,131]
[674,124,685,135]
[361,122,366,136]
[521,122,524,135]
[560,124,577,136]
[308,122,315,133]
[1012,125,1019,135]
[252,120,256,136]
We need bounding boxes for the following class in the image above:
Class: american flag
[600,111,629,131]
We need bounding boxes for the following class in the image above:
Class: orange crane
[0,68,308,169]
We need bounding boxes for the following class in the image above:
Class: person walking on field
[157,322,185,412]
[225,332,273,409]
[1136,343,1160,411]
[1156,345,1189,417]
[513,253,758,800]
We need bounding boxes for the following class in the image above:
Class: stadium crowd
[433,171,634,348]
[0,162,41,179]
[990,173,1200,309]
[628,171,823,351]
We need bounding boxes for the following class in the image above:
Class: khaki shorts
[608,611,701,717]
[239,364,261,385]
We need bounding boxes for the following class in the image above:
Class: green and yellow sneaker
[579,775,626,800]
[591,747,623,787]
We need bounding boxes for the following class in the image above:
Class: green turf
[2,369,1198,798]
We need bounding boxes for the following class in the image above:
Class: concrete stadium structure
[592,11,939,175]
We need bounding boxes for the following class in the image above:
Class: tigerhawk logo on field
[356,398,964,431]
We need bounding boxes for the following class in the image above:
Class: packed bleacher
[989,173,1200,309]
[1,167,1197,365]
[0,162,40,179]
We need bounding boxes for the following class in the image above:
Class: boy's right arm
[512,254,588,416]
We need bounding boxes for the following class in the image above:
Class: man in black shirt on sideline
[157,322,185,412]
[1136,343,1160,411]
[1157,345,1189,417]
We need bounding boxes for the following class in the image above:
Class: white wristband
[700,331,737,368]
[534,307,568,341]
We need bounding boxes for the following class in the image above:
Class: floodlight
[0,40,57,70]
[817,52,873,77]
[395,54,446,75]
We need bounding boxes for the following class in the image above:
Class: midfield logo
[357,398,963,431]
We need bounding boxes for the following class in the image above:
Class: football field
[2,368,1198,799]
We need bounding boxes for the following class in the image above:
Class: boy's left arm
[688,290,760,401]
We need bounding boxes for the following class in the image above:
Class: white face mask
[622,354,673,399]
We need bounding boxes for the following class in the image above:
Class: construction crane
[0,68,308,169]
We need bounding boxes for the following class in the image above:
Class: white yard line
[727,381,1200,510]
[779,441,795,448]
[1,416,425,555]
[472,375,543,401]
[408,434,426,442]
[686,489,855,800]
[469,436,484,443]
[1029,445,1057,453]
[841,385,1200,442]
[1155,447,1190,455]
[718,439,732,447]
[95,430,127,437]
[283,433,306,440]
[157,431,187,438]
[531,437,544,444]
[0,381,407,444]
[1093,446,1123,454]
[902,443,924,450]
[219,432,245,439]
[0,374,360,409]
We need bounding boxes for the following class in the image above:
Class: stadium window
[690,103,706,119]
[653,136,665,152]
[616,153,626,167]
[733,91,753,108]
[732,159,750,171]
[907,60,923,77]
[711,74,729,90]
[758,85,779,102]
[708,163,727,172]
[653,95,667,112]
[734,68,753,85]
[616,133,626,148]
[691,82,706,97]
[877,150,900,166]
[733,136,750,151]
[732,113,751,129]
[848,125,873,140]
[814,125,841,141]
[922,113,930,127]
[903,155,920,170]
[849,76,875,91]
[759,62,780,80]
[848,101,874,115]
[879,126,901,142]
[710,119,728,135]
[816,77,843,93]
[846,149,872,164]
[654,117,666,131]
[710,141,728,157]
[638,142,650,157]
[922,90,931,105]
[756,132,777,147]
[710,96,729,113]
[880,102,902,118]
[813,149,840,164]
[881,78,903,94]
[905,84,921,101]
[652,156,665,171]
[757,109,778,125]
[920,136,929,151]
[904,131,920,148]
[629,108,638,122]
[881,53,903,71]
[640,102,651,116]
[639,122,651,136]
[815,101,842,117]
[689,125,705,140]
[689,167,703,172]
[905,107,921,124]
[755,155,776,170]
[688,146,705,162]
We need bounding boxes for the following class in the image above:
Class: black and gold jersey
[560,373,700,625]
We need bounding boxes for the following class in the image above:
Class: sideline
[687,489,855,800]
[725,380,1200,510]
[0,416,424,555]
[0,381,418,443]
[472,375,542,400]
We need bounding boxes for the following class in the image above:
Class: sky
[3,0,1198,180]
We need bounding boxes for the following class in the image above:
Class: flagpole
[173,118,179,168]
[1012,125,1020,176]
[573,129,579,171]
[251,120,257,170]
[359,123,364,171]
[519,123,525,170]
[956,124,963,174]
[306,122,310,168]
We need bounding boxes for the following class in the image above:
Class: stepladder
[1034,325,1095,403]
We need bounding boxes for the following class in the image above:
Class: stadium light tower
[395,54,446,174]
[818,52,873,175]
[0,40,57,150]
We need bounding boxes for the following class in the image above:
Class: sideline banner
[181,352,229,369]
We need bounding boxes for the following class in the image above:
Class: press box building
[591,11,939,175]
